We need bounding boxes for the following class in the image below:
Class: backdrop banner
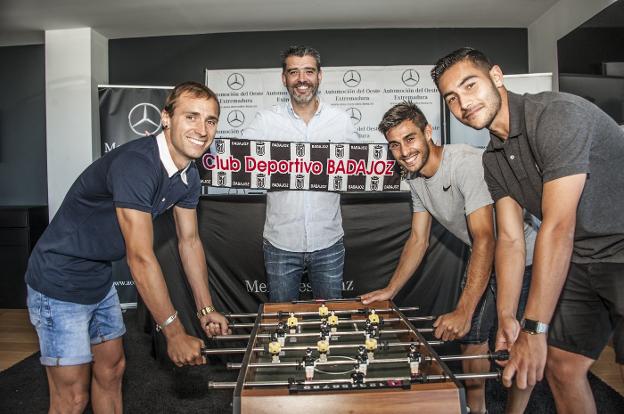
[200,138,402,192]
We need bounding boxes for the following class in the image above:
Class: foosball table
[205,299,506,414]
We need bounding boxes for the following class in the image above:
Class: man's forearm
[495,239,526,318]
[523,225,574,323]
[178,238,214,311]
[457,238,494,313]
[128,252,182,336]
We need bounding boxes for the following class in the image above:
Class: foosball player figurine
[268,333,282,363]
[317,335,330,363]
[320,320,330,339]
[303,348,315,381]
[276,321,286,346]
[367,309,380,326]
[364,337,377,361]
[408,343,422,376]
[327,311,339,333]
[364,319,379,340]
[318,303,329,320]
[355,345,369,376]
[287,312,298,342]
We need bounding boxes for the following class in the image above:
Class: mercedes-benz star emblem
[128,103,162,136]
[227,110,245,128]
[346,107,362,125]
[227,73,245,90]
[401,69,420,87]
[342,70,361,88]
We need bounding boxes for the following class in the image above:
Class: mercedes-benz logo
[227,110,245,128]
[346,107,362,125]
[342,70,361,88]
[128,102,162,136]
[401,69,420,87]
[227,73,245,90]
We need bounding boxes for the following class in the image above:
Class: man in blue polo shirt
[25,81,230,413]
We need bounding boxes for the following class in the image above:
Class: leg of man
[46,365,91,413]
[91,338,125,413]
[461,342,490,414]
[89,285,127,413]
[307,239,345,300]
[545,347,596,414]
[27,285,98,413]
[505,265,534,414]
[264,239,305,302]
[545,262,622,414]
[459,279,496,414]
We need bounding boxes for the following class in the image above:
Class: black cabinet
[0,206,48,308]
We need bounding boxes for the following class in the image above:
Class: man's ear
[424,124,433,142]
[489,65,504,88]
[161,110,171,130]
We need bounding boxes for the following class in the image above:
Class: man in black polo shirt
[25,81,230,413]
[432,47,624,414]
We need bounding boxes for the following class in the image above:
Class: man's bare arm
[502,173,586,389]
[116,207,204,366]
[173,206,229,336]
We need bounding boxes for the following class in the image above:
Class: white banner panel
[205,66,442,144]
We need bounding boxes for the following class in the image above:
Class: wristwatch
[521,318,549,335]
[197,305,216,319]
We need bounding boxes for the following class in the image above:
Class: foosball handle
[491,350,510,361]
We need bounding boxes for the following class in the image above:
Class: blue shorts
[27,284,126,366]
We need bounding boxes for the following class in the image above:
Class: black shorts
[548,262,624,362]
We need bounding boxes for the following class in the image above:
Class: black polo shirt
[26,134,200,304]
[483,91,624,264]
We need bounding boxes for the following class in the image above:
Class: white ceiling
[0,0,563,47]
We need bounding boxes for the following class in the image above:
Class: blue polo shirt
[26,133,201,304]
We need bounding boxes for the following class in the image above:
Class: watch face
[522,318,548,334]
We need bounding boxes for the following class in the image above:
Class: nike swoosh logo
[443,185,451,191]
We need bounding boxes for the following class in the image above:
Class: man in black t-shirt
[432,47,624,414]
[25,82,230,413]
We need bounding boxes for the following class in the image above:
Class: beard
[462,81,502,130]
[400,140,430,174]
[288,81,319,105]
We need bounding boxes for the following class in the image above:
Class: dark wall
[0,45,47,206]
[558,27,624,75]
[110,28,528,85]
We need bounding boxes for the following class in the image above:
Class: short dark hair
[163,81,220,116]
[280,45,321,71]
[378,101,428,136]
[431,47,493,87]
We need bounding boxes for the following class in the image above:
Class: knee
[94,355,126,387]
[51,388,89,413]
[545,353,586,386]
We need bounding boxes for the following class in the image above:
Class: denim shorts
[459,266,533,345]
[27,284,126,366]
[457,275,497,345]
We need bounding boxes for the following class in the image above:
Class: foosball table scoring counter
[205,299,506,414]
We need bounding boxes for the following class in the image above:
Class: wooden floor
[1,309,622,397]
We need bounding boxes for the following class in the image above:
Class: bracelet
[196,305,216,319]
[156,310,178,332]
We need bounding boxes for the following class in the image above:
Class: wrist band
[156,310,178,332]
[197,305,216,319]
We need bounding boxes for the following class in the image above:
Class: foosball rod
[227,315,435,329]
[202,340,445,355]
[208,372,501,389]
[224,306,420,319]
[212,328,434,341]
[225,351,509,369]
